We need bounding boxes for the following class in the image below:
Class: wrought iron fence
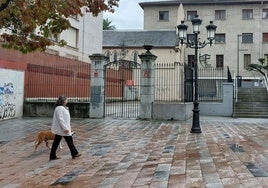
[198,67,224,102]
[155,63,225,102]
[24,63,225,103]
[155,63,184,102]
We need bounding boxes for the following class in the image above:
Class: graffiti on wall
[0,83,14,94]
[0,83,16,120]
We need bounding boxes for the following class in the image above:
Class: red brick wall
[0,46,81,66]
[0,47,132,99]
[0,46,91,99]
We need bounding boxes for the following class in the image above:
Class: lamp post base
[191,102,202,133]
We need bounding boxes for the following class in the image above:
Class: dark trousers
[50,134,78,159]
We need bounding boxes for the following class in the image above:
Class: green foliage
[0,0,119,53]
[247,58,268,83]
[247,58,268,74]
[103,18,116,30]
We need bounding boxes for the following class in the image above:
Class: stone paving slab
[0,117,268,188]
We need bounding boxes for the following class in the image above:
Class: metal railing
[155,63,184,102]
[25,63,226,103]
[155,63,225,102]
[264,73,268,92]
[198,67,224,102]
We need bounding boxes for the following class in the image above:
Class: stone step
[235,103,268,108]
[234,88,268,118]
[237,98,268,102]
[234,109,268,113]
[233,113,268,118]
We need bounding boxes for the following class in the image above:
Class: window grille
[216,55,224,68]
[242,9,253,19]
[242,33,253,43]
[215,10,226,20]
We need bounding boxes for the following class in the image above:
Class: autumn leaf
[0,0,119,53]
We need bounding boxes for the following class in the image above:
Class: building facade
[140,0,268,80]
[0,11,102,120]
[102,30,180,64]
[102,30,186,102]
[47,8,103,63]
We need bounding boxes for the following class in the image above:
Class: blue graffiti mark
[0,87,4,94]
[0,83,14,95]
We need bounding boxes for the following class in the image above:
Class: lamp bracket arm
[179,39,214,49]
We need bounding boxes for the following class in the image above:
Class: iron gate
[184,65,193,102]
[104,60,140,118]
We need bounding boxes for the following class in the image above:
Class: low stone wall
[153,102,193,121]
[199,83,233,116]
[152,83,234,120]
[23,101,90,118]
[23,83,233,119]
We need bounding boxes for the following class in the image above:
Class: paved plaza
[0,116,268,188]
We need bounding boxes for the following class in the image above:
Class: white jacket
[51,106,72,136]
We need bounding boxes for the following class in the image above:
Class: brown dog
[34,130,63,151]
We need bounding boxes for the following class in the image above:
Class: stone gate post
[139,45,157,119]
[89,54,108,118]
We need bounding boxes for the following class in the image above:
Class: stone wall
[23,101,89,118]
[199,83,234,116]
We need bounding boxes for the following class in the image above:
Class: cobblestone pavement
[0,117,268,188]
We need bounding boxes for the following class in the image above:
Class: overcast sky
[103,0,160,30]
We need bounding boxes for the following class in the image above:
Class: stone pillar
[139,45,157,119]
[88,54,108,118]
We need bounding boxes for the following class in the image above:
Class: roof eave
[139,0,267,9]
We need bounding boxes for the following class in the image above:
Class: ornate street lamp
[177,15,217,133]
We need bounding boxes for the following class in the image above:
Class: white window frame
[64,27,78,48]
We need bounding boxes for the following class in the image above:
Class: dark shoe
[50,156,61,160]
[72,153,81,159]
